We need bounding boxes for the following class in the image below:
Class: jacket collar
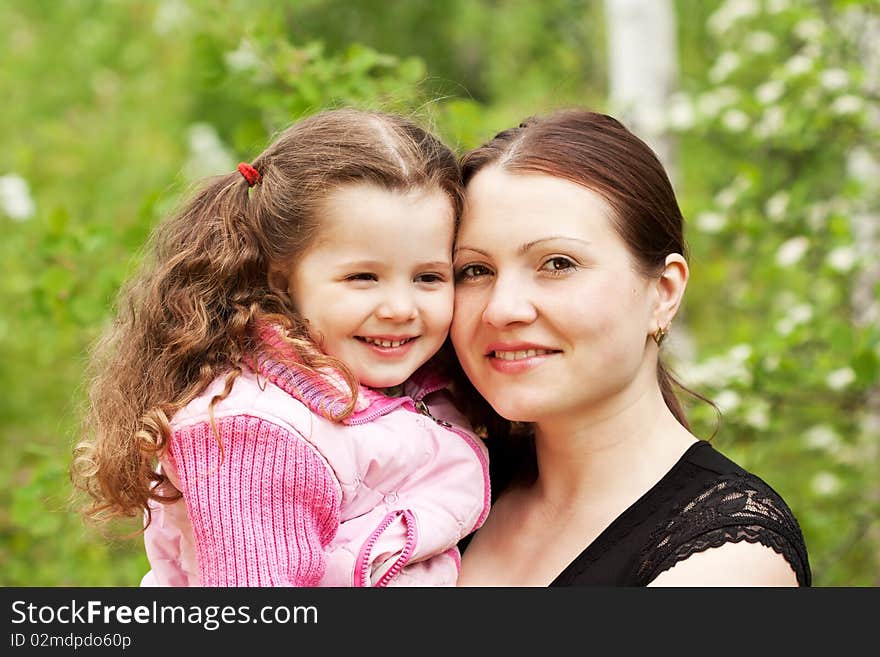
[249,322,449,425]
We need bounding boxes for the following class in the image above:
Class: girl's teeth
[364,337,409,348]
[493,349,552,360]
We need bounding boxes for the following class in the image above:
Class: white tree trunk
[604,0,694,361]
[604,0,678,176]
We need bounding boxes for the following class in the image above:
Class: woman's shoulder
[639,440,812,585]
[677,441,803,532]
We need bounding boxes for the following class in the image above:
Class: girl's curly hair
[72,108,463,527]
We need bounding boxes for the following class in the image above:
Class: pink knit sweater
[141,336,490,587]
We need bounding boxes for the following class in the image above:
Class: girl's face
[451,166,659,424]
[283,183,455,389]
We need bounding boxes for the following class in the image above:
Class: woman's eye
[455,264,492,281]
[540,256,576,273]
[347,273,377,281]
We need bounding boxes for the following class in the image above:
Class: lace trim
[638,475,811,586]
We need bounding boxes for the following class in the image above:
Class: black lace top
[551,440,811,586]
[462,440,812,586]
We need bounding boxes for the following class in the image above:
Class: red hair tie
[237,162,262,187]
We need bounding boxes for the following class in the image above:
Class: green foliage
[1,0,876,586]
[0,0,446,586]
[668,0,880,585]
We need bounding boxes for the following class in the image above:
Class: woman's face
[451,166,658,424]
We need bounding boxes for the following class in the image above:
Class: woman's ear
[652,253,689,332]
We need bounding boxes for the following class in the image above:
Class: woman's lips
[484,343,561,373]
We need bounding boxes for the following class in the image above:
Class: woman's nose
[481,275,537,327]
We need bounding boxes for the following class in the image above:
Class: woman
[451,109,811,586]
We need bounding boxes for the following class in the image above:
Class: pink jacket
[140,343,490,587]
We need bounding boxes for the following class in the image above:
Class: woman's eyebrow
[455,237,592,258]
[453,245,490,257]
[518,236,592,255]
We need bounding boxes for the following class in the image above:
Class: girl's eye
[347,273,377,282]
[415,273,447,284]
[540,256,577,274]
[455,264,493,281]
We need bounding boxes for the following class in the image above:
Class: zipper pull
[413,399,452,428]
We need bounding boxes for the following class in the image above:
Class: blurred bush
[1,0,876,586]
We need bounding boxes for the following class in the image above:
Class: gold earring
[652,323,669,347]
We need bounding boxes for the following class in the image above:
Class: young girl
[73,108,490,587]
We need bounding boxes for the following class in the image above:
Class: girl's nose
[377,286,418,321]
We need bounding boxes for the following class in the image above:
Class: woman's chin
[487,397,543,424]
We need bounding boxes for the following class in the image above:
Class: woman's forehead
[460,167,615,242]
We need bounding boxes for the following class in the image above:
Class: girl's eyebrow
[455,237,592,258]
[336,259,385,270]
[337,259,452,270]
[421,260,454,270]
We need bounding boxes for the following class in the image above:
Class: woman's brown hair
[72,108,463,526]
[454,108,714,493]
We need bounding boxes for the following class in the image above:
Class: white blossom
[804,425,842,452]
[225,39,261,73]
[806,201,830,230]
[0,174,36,221]
[827,246,858,272]
[686,347,753,388]
[744,401,770,430]
[755,106,785,138]
[789,304,813,325]
[153,0,191,35]
[847,147,880,181]
[745,31,777,54]
[776,303,813,336]
[666,94,696,131]
[729,344,752,362]
[710,52,741,83]
[794,18,826,42]
[696,211,727,233]
[784,54,813,77]
[722,109,749,132]
[810,472,841,497]
[184,123,235,181]
[708,0,760,35]
[714,176,750,209]
[826,367,855,390]
[765,191,789,222]
[714,389,741,413]
[775,318,794,336]
[697,87,739,119]
[766,0,790,13]
[820,68,850,91]
[775,236,809,267]
[715,188,738,209]
[831,95,863,115]
[756,80,785,105]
